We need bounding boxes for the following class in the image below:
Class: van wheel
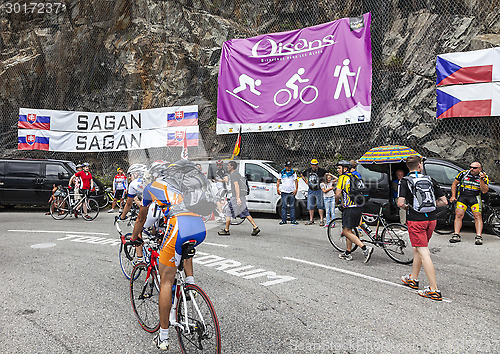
[362,214,377,226]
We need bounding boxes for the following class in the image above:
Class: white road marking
[283,257,452,303]
[31,243,56,249]
[8,229,109,236]
[203,242,229,248]
[195,251,296,286]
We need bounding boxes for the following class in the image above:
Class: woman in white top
[321,173,338,227]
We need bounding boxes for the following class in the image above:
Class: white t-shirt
[320,180,335,198]
[127,177,144,198]
[279,171,297,193]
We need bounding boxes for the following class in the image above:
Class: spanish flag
[231,126,241,159]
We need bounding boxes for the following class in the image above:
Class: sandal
[319,220,325,226]
[449,234,461,243]
[305,220,315,225]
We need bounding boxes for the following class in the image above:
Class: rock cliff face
[0,0,499,178]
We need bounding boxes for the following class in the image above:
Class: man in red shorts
[397,155,447,301]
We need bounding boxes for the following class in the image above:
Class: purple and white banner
[216,13,372,134]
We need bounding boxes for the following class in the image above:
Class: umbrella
[358,145,422,164]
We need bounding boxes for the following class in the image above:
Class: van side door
[243,163,278,212]
[43,163,73,201]
[3,161,43,205]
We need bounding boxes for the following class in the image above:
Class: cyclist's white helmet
[147,160,170,181]
[127,163,147,177]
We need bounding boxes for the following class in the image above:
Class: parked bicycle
[434,199,500,236]
[50,187,99,221]
[327,202,412,264]
[129,238,221,353]
[97,187,115,208]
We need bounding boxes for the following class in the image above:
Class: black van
[0,158,105,207]
[357,158,500,223]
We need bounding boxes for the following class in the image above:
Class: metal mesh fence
[1,0,499,183]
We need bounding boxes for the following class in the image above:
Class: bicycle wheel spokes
[50,199,70,220]
[176,284,221,354]
[487,210,500,237]
[83,198,99,220]
[130,263,160,333]
[327,217,358,253]
[382,223,413,264]
[119,233,137,280]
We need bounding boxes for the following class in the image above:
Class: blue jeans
[323,196,335,225]
[281,192,296,222]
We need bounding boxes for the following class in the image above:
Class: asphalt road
[1,209,499,353]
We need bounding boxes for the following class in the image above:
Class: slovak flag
[18,133,50,150]
[167,109,198,127]
[167,130,199,147]
[436,82,500,119]
[18,113,51,130]
[436,48,500,86]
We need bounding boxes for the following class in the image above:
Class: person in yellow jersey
[334,160,373,263]
[449,161,489,245]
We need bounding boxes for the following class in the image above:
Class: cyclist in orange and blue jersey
[449,161,489,245]
[130,171,206,351]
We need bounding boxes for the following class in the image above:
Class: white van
[194,160,308,216]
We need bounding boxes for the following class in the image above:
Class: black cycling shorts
[342,207,363,230]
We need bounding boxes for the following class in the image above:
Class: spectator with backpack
[302,159,327,226]
[218,161,260,236]
[397,155,448,301]
[335,160,374,263]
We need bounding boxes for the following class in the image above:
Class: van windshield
[263,162,279,173]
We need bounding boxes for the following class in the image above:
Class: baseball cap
[285,161,292,166]
[82,162,90,167]
[310,159,319,165]
[216,160,223,165]
[117,167,123,172]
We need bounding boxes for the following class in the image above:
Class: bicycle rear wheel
[381,223,413,264]
[487,210,500,237]
[50,199,69,220]
[327,217,359,253]
[119,233,137,280]
[98,193,110,209]
[176,284,221,354]
[434,205,454,235]
[83,198,100,221]
[130,263,160,333]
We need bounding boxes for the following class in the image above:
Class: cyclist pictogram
[273,68,318,107]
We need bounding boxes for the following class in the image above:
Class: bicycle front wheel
[83,198,100,221]
[176,284,221,354]
[487,210,500,237]
[130,263,160,333]
[381,223,413,264]
[327,217,359,253]
[119,233,137,280]
[50,199,69,220]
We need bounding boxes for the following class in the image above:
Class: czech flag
[167,110,198,127]
[18,134,50,150]
[436,48,500,86]
[436,82,500,119]
[18,113,51,130]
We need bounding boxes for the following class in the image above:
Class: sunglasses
[469,166,480,170]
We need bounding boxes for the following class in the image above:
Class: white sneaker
[107,209,114,213]
[154,334,169,351]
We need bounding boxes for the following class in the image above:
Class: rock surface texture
[0,0,499,178]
